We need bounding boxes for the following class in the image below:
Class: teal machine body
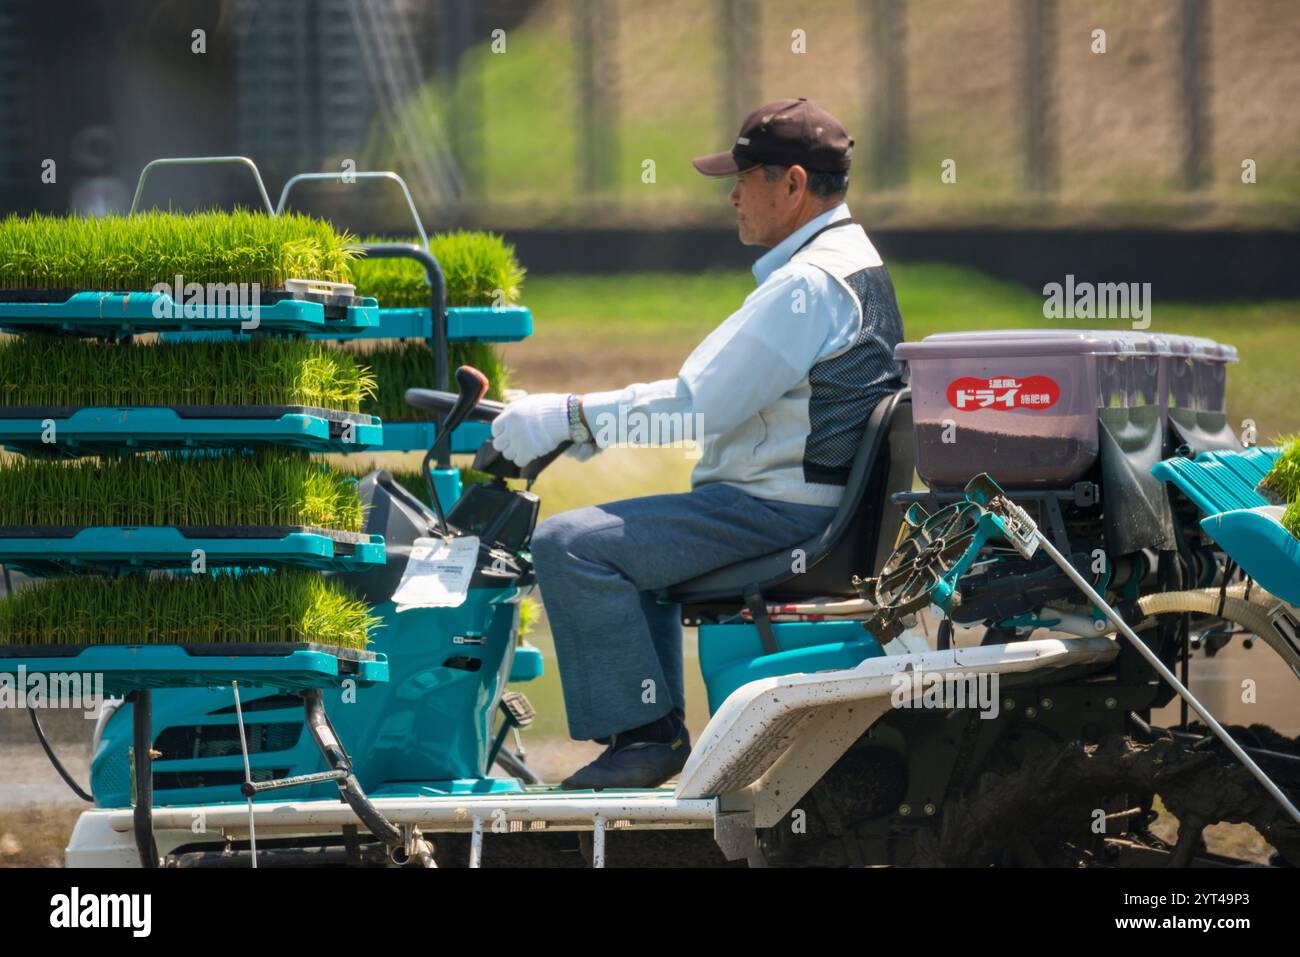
[90,486,541,809]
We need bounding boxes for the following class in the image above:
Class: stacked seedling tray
[0,211,379,337]
[0,164,538,863]
[0,208,388,691]
[169,229,533,457]
[0,337,382,455]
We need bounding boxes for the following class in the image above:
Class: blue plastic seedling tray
[1199,506,1300,606]
[1153,446,1281,516]
[0,406,383,456]
[0,643,388,695]
[0,526,386,575]
[0,290,378,337]
[336,304,534,342]
[1154,446,1300,605]
[372,419,490,453]
[161,305,533,344]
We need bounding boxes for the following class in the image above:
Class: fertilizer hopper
[893,328,1244,628]
[897,329,1156,489]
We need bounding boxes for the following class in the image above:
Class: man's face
[729,164,799,247]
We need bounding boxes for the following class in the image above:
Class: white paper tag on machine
[393,535,480,611]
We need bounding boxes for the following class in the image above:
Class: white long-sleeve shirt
[581,203,905,507]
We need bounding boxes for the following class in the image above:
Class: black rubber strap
[744,589,780,655]
[1217,558,1236,618]
[792,217,857,256]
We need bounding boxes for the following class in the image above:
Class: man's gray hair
[761,164,849,200]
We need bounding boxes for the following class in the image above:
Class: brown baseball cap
[692,97,854,177]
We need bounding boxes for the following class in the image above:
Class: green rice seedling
[0,210,355,291]
[0,338,376,412]
[517,596,539,638]
[349,231,525,308]
[1260,435,1300,504]
[358,340,508,422]
[0,570,377,649]
[1284,500,1300,540]
[0,451,364,531]
[1258,436,1300,538]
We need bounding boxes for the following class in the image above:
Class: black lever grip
[404,388,505,422]
[473,438,573,482]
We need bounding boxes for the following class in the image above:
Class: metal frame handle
[129,156,276,216]
[357,242,449,457]
[277,171,429,249]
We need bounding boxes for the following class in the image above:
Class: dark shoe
[560,728,691,791]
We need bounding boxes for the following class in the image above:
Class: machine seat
[659,389,914,617]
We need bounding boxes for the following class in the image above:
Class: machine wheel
[751,744,908,867]
[911,727,1300,867]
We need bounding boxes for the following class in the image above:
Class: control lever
[473,437,572,486]
[404,377,574,485]
[406,366,489,537]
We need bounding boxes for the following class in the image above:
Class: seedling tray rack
[0,405,382,456]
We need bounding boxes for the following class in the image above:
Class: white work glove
[490,393,571,467]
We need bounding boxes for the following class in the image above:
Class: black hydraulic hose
[301,689,403,847]
[131,690,159,868]
[27,706,93,803]
[1217,558,1237,617]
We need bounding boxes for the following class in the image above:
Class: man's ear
[787,164,808,198]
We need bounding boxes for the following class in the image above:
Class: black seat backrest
[660,389,914,608]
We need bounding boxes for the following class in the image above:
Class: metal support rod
[231,681,258,868]
[1035,531,1300,825]
[130,156,275,216]
[130,689,159,869]
[276,171,429,249]
[469,816,483,868]
[592,814,606,868]
[486,716,513,775]
[245,768,349,794]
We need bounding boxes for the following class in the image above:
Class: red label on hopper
[947,376,1060,411]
